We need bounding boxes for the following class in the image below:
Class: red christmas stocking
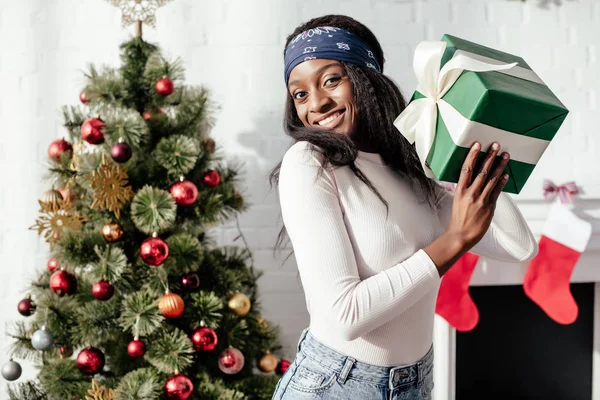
[524,202,592,325]
[435,252,480,332]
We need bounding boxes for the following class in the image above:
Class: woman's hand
[446,141,510,250]
[424,141,511,276]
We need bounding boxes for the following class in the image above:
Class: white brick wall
[1,0,598,394]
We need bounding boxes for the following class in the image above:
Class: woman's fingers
[457,142,481,192]
[489,173,509,205]
[481,151,511,200]
[471,142,500,193]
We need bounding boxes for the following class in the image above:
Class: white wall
[1,0,599,394]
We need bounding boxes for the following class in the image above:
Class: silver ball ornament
[1,359,22,381]
[31,326,54,350]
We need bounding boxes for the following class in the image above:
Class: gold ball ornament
[101,221,124,242]
[257,352,279,373]
[40,189,64,212]
[257,317,269,333]
[228,292,251,317]
[159,291,185,318]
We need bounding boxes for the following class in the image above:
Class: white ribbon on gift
[393,41,549,177]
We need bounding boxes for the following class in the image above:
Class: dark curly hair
[269,14,438,254]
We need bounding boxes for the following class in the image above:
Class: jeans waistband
[296,328,433,390]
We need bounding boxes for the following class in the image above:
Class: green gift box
[394,34,568,194]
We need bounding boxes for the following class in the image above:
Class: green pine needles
[8,32,282,400]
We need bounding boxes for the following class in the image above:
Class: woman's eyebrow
[287,63,341,88]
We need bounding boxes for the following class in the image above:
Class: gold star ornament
[108,0,173,27]
[30,200,86,243]
[86,379,114,400]
[86,155,135,219]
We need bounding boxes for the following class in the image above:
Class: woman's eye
[293,91,306,100]
[325,76,341,86]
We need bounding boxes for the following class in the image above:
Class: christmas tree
[3,3,286,399]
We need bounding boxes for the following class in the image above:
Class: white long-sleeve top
[278,141,538,366]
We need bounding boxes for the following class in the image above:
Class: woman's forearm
[423,231,469,277]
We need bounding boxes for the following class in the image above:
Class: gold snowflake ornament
[86,155,135,219]
[30,200,85,243]
[108,0,173,27]
[86,379,114,400]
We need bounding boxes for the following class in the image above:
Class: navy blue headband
[284,26,382,84]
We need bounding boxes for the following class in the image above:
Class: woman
[270,15,537,400]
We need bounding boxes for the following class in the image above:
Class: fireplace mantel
[471,197,600,287]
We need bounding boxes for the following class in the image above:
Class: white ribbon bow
[393,41,518,177]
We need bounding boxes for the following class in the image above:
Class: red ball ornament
[140,237,169,266]
[92,280,114,301]
[111,142,132,163]
[127,339,146,358]
[48,139,73,162]
[49,270,77,296]
[203,170,221,188]
[17,297,36,316]
[79,91,89,104]
[164,373,194,400]
[218,347,245,375]
[170,180,198,206]
[81,117,105,145]
[76,346,105,375]
[155,77,174,96]
[47,257,60,272]
[276,359,291,375]
[181,272,200,290]
[191,327,218,351]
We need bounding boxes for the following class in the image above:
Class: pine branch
[130,186,176,235]
[87,245,128,283]
[153,135,200,177]
[72,299,121,345]
[119,37,158,112]
[7,321,41,362]
[114,368,162,400]
[141,265,171,298]
[169,86,214,138]
[145,327,194,374]
[7,380,49,400]
[144,52,185,86]
[119,289,164,337]
[163,233,203,275]
[193,371,245,400]
[38,358,91,399]
[53,229,106,267]
[220,314,250,350]
[84,63,128,106]
[185,291,223,330]
[230,374,280,400]
[101,105,149,148]
[62,105,90,141]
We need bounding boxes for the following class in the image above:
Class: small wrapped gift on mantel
[394,34,568,194]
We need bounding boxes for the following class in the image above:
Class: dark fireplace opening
[456,283,594,400]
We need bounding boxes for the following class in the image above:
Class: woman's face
[287,59,357,136]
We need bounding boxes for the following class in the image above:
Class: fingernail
[472,142,481,150]
[503,174,509,181]
[502,152,510,159]
[492,143,499,150]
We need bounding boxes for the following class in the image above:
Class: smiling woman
[287,60,356,135]
[269,14,537,400]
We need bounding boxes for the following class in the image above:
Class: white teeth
[318,112,341,126]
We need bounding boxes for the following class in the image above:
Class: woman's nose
[308,90,333,114]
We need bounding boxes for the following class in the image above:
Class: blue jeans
[272,328,434,399]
